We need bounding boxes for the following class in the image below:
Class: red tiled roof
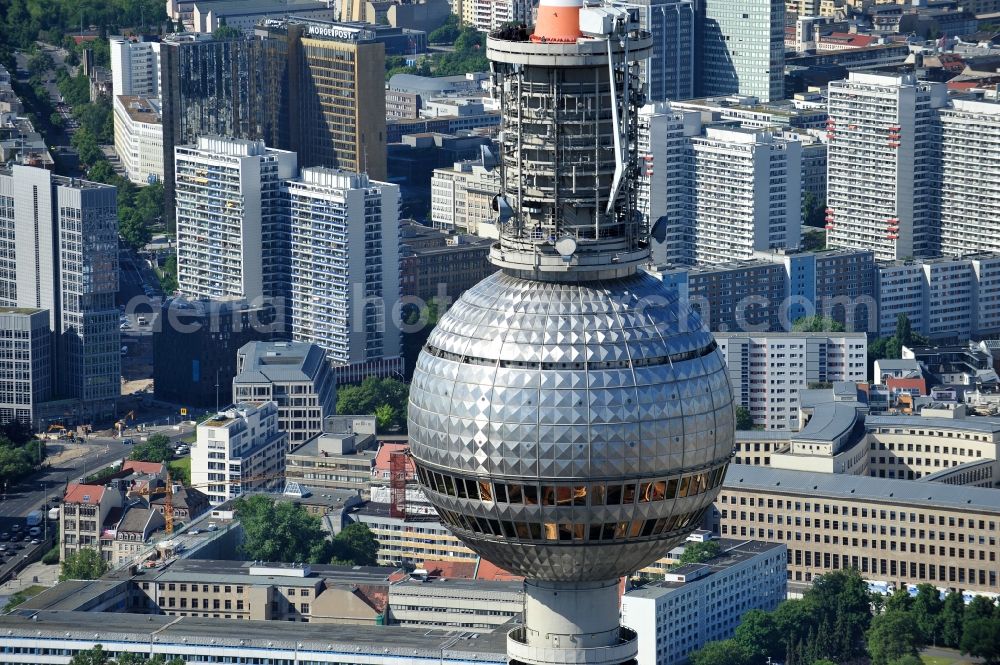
[422,557,521,581]
[886,376,928,395]
[122,460,165,476]
[64,483,105,504]
[373,442,415,479]
[947,81,978,90]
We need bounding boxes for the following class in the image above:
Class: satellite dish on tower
[555,235,577,260]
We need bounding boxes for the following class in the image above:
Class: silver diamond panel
[407,270,735,581]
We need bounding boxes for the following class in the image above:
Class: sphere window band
[415,465,726,507]
[434,505,709,544]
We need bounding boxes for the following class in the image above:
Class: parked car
[0,533,8,541]
[123,438,134,445]
[28,527,41,537]
[30,539,39,545]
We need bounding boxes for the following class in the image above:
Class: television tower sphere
[408,2,735,663]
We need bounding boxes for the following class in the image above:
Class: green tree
[374,403,400,431]
[120,208,153,250]
[885,588,914,613]
[58,73,92,107]
[867,610,923,665]
[801,191,826,228]
[71,126,103,166]
[128,434,174,463]
[691,639,750,665]
[159,254,178,293]
[940,591,965,648]
[134,180,164,225]
[912,584,943,646]
[236,495,329,563]
[803,569,872,663]
[965,596,997,622]
[336,377,409,431]
[428,13,461,43]
[792,315,845,333]
[734,609,782,665]
[678,540,721,565]
[735,405,753,430]
[213,24,241,39]
[327,522,380,566]
[69,645,109,665]
[86,159,116,184]
[60,548,108,581]
[49,111,65,129]
[0,443,32,484]
[960,616,1000,665]
[27,51,54,76]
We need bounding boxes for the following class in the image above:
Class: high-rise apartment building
[632,0,697,102]
[716,332,868,429]
[699,0,786,102]
[0,308,51,426]
[161,22,387,223]
[938,99,1000,257]
[0,165,120,420]
[689,127,802,264]
[461,0,534,32]
[638,105,802,265]
[174,136,298,301]
[286,168,402,382]
[109,36,162,97]
[826,72,948,261]
[113,95,163,185]
[191,402,287,505]
[233,341,337,448]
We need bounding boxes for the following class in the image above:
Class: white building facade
[826,72,947,261]
[622,539,787,665]
[191,402,287,505]
[109,36,161,98]
[938,99,1000,257]
[716,332,868,430]
[430,160,500,236]
[637,105,802,266]
[113,95,164,185]
[175,136,297,301]
[462,0,534,32]
[286,168,402,382]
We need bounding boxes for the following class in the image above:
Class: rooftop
[0,611,506,661]
[235,341,328,385]
[63,484,106,505]
[724,463,1000,512]
[115,95,161,124]
[625,539,785,598]
[135,558,402,587]
[865,414,1000,434]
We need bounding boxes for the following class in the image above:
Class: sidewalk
[0,560,60,594]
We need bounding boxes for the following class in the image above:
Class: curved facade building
[407,2,735,664]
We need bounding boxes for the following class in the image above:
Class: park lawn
[167,457,191,484]
[921,654,974,665]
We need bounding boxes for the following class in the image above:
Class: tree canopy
[677,540,721,566]
[791,315,845,333]
[0,432,45,486]
[128,434,174,463]
[60,548,108,581]
[734,405,754,431]
[1,0,167,50]
[336,377,409,431]
[69,646,184,665]
[235,495,380,566]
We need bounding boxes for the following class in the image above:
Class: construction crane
[115,411,136,435]
[130,471,287,535]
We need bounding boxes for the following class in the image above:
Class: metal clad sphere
[407,270,735,581]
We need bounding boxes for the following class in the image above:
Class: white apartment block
[286,168,402,382]
[175,136,297,302]
[939,99,1000,257]
[638,105,802,265]
[430,159,500,236]
[462,0,534,32]
[191,402,287,505]
[826,72,947,261]
[622,539,787,665]
[716,332,868,430]
[689,127,801,264]
[113,95,163,185]
[638,102,702,265]
[109,36,161,98]
[875,255,1000,339]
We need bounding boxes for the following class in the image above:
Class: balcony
[508,626,637,665]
